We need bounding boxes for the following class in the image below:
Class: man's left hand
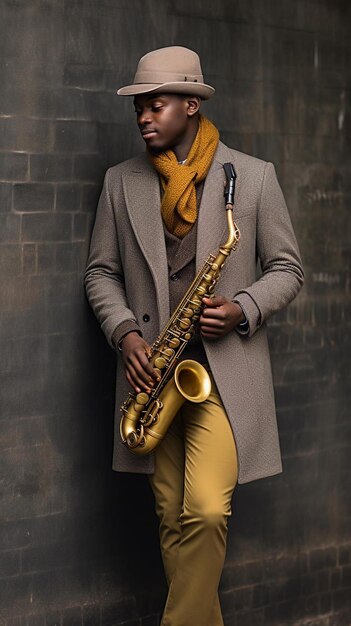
[199,295,245,339]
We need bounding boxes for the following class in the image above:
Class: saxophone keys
[164,348,175,358]
[168,337,180,348]
[155,356,167,369]
[211,262,219,271]
[182,307,193,318]
[196,286,206,296]
[134,393,149,411]
[179,318,191,329]
[203,273,212,282]
[184,332,192,340]
[134,403,147,412]
[135,392,149,405]
[193,293,203,303]
[208,284,215,293]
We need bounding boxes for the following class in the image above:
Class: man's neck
[172,116,199,162]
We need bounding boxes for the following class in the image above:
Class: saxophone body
[119,163,240,455]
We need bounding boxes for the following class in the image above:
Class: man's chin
[147,142,168,154]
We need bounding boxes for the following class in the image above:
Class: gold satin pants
[148,370,239,626]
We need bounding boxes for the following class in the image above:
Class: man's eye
[152,106,162,112]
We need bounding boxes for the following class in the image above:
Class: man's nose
[138,110,152,126]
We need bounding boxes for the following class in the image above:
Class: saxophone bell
[120,359,212,455]
[174,359,212,403]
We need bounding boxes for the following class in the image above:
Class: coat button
[143,314,150,322]
[171,273,180,281]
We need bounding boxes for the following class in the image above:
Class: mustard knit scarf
[148,113,220,238]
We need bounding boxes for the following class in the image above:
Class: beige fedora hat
[117,46,215,100]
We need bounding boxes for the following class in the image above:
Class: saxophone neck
[222,202,240,251]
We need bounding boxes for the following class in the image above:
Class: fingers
[202,295,226,307]
[201,295,228,319]
[125,343,160,394]
[122,335,159,393]
[200,325,224,339]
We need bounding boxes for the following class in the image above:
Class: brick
[339,545,351,566]
[45,611,61,626]
[232,586,252,613]
[0,574,31,613]
[13,183,54,212]
[62,608,81,626]
[0,118,54,152]
[37,244,56,274]
[340,565,351,588]
[329,609,351,626]
[22,243,37,274]
[0,420,17,449]
[101,599,137,626]
[0,153,28,182]
[0,183,12,212]
[21,213,72,242]
[140,617,158,626]
[0,513,74,552]
[81,183,101,212]
[252,583,270,608]
[0,550,20,577]
[305,593,320,617]
[56,184,81,212]
[30,154,73,182]
[301,574,319,598]
[26,615,45,626]
[15,416,49,447]
[319,591,332,615]
[31,567,94,606]
[318,570,331,593]
[55,243,79,273]
[54,122,98,152]
[63,65,105,91]
[73,154,104,182]
[0,244,21,274]
[0,214,21,242]
[6,618,22,626]
[72,213,87,240]
[232,609,264,626]
[332,588,351,611]
[81,606,100,626]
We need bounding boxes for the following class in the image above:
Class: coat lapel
[122,159,170,328]
[195,141,238,272]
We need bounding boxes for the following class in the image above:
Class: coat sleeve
[84,168,142,350]
[232,161,304,338]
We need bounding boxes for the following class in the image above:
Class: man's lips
[141,129,157,139]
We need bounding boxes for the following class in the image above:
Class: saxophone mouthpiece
[223,162,236,206]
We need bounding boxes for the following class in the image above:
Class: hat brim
[116,81,215,100]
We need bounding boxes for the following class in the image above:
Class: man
[84,46,304,626]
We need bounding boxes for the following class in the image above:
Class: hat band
[134,69,203,84]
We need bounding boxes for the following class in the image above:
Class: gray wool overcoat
[84,140,304,484]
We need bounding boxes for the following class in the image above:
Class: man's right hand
[121,331,161,394]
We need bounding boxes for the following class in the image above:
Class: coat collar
[122,140,239,329]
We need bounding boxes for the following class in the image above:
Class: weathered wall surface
[0,1,350,625]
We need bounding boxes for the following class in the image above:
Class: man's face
[133,93,199,152]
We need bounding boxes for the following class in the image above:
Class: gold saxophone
[119,163,240,455]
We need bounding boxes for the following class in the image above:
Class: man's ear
[185,96,201,117]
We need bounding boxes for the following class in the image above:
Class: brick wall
[0,1,350,625]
